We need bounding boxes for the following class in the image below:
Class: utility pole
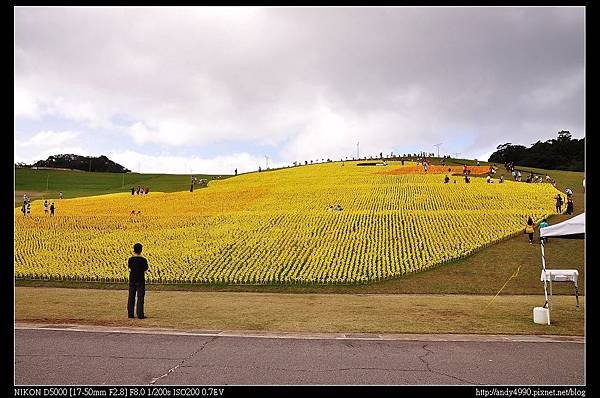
[265,155,269,170]
[434,143,442,158]
[357,142,360,159]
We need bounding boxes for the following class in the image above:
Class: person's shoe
[128,315,134,318]
[138,316,147,319]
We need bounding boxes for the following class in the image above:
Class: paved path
[14,324,584,385]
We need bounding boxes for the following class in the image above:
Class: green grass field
[14,168,231,205]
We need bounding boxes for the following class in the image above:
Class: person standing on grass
[566,196,574,215]
[59,191,63,199]
[565,187,573,201]
[539,219,549,243]
[127,243,149,319]
[44,200,48,215]
[50,202,55,216]
[555,194,563,213]
[525,217,535,244]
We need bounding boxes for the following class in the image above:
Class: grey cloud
[15,7,584,162]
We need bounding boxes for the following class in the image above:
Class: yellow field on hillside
[14,162,559,284]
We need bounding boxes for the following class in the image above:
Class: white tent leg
[541,241,549,309]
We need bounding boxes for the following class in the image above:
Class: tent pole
[540,240,550,313]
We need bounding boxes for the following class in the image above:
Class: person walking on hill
[235,168,238,176]
[59,191,63,199]
[50,202,55,217]
[44,200,49,215]
[555,194,563,213]
[127,243,149,319]
[525,217,535,244]
[131,187,135,195]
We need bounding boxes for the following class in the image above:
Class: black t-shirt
[128,255,149,283]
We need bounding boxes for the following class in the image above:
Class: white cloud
[109,150,285,175]
[16,130,80,148]
[14,87,40,118]
[14,130,90,164]
[14,7,584,167]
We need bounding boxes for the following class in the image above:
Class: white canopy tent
[540,213,585,239]
[538,213,585,324]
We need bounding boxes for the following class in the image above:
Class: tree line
[17,154,131,173]
[488,131,584,171]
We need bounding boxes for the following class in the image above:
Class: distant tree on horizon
[488,131,583,171]
[32,154,131,173]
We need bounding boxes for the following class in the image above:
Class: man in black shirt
[128,243,149,319]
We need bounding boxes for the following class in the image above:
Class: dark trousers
[128,282,146,318]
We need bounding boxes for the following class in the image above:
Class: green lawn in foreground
[15,287,584,335]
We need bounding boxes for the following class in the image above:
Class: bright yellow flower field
[14,162,559,284]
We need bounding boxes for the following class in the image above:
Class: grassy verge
[15,287,583,335]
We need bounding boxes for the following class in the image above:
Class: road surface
[14,324,584,385]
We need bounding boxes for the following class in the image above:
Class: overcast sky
[14,6,585,174]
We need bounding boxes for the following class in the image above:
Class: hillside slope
[15,161,562,285]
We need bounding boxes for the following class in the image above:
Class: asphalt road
[14,326,584,385]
